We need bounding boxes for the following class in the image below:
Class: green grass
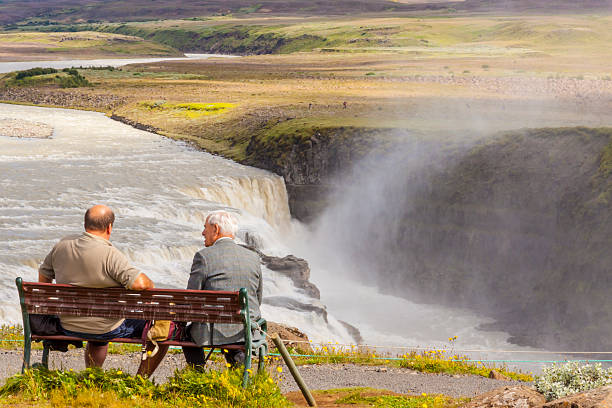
[331,388,469,408]
[139,101,235,118]
[0,366,288,407]
[281,339,533,382]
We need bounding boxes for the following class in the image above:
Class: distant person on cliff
[182,210,263,368]
[38,204,165,376]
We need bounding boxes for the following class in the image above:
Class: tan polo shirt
[38,232,141,334]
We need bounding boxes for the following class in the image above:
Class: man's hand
[38,272,53,283]
[129,272,154,290]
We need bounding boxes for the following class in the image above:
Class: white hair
[206,210,239,236]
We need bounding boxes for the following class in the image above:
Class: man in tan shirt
[38,204,163,376]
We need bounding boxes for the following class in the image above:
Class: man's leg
[137,343,169,377]
[223,348,246,367]
[182,346,206,370]
[85,341,108,368]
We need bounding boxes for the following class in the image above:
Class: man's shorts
[62,319,146,342]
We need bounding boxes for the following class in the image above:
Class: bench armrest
[255,317,267,332]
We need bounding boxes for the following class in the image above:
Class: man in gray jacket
[182,210,263,367]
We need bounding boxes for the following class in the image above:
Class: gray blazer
[187,238,263,346]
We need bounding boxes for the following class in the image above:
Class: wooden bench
[15,277,267,386]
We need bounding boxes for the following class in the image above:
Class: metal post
[272,334,317,407]
[15,277,32,372]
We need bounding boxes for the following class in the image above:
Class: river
[0,53,236,74]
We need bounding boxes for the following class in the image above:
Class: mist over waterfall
[298,128,612,352]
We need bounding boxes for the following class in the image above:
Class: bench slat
[24,284,240,304]
[31,334,247,349]
[28,306,243,324]
[26,293,241,313]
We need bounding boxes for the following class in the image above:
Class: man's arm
[187,252,206,290]
[38,272,53,283]
[38,247,55,283]
[129,272,154,290]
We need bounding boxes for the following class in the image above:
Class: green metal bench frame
[16,277,267,387]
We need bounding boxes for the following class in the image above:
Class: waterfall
[0,102,355,345]
[181,175,291,232]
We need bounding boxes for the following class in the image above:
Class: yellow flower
[276,366,283,373]
[246,368,252,374]
[223,349,229,353]
[422,404,428,408]
[117,370,123,375]
[147,350,152,356]
[267,378,274,384]
[422,393,427,397]
[226,363,232,368]
[9,326,14,330]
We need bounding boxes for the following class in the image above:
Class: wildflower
[422,404,427,408]
[9,326,14,330]
[422,393,427,397]
[226,363,232,368]
[277,366,283,373]
[267,378,274,384]
[246,368,252,374]
[223,349,228,353]
[117,370,123,375]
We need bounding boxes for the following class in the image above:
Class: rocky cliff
[249,125,612,351]
[245,124,396,221]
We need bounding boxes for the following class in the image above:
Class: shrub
[57,70,91,88]
[534,362,612,401]
[15,67,58,80]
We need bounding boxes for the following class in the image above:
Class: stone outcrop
[542,385,612,408]
[463,385,612,408]
[462,386,546,408]
[261,254,320,299]
[489,370,511,381]
[266,321,313,353]
[110,114,162,134]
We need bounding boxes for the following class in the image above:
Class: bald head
[84,205,115,233]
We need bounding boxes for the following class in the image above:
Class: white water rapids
[0,102,567,372]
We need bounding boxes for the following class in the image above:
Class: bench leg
[242,348,252,388]
[41,344,50,368]
[257,344,267,373]
[21,336,31,373]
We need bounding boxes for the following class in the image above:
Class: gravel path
[0,350,525,398]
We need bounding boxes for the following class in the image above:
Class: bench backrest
[16,278,247,324]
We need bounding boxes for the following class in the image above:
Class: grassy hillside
[5,13,612,62]
[2,0,612,27]
[0,31,181,61]
[0,0,446,26]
